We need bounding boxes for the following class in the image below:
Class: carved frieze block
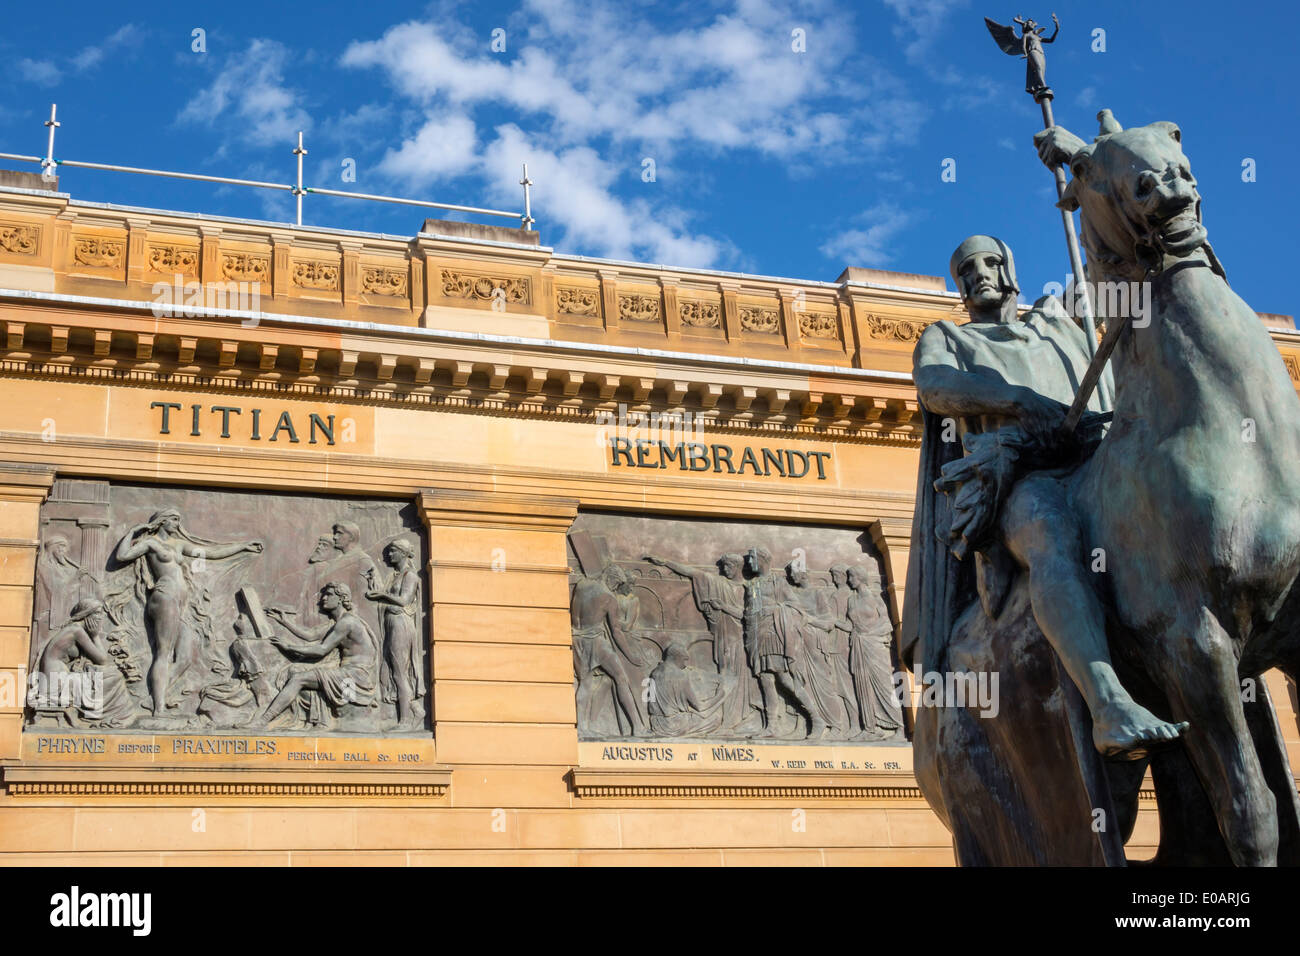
[73,236,125,270]
[556,286,600,317]
[221,252,271,284]
[799,311,839,339]
[740,306,780,334]
[147,244,199,277]
[864,313,925,343]
[568,512,901,744]
[27,479,429,737]
[0,222,39,256]
[619,293,661,323]
[361,266,409,298]
[292,259,340,291]
[679,299,721,329]
[441,268,530,305]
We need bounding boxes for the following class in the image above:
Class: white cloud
[341,12,871,161]
[18,59,61,87]
[340,1,919,267]
[377,113,479,184]
[72,24,143,72]
[480,125,733,267]
[177,39,311,148]
[819,203,913,268]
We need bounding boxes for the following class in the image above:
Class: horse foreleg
[1152,606,1278,866]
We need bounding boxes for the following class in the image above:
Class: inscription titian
[151,402,345,445]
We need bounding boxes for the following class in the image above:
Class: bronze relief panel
[27,479,429,737]
[568,512,903,744]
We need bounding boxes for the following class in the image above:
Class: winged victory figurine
[985,13,1059,97]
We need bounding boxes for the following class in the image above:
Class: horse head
[1057,111,1223,284]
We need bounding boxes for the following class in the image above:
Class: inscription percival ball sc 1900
[26,479,429,736]
[568,512,904,743]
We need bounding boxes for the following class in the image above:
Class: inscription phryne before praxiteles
[569,515,905,743]
[26,479,429,736]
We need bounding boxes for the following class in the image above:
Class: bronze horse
[910,113,1300,866]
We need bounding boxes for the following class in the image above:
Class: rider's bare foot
[1092,699,1188,760]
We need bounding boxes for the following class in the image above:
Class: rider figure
[905,234,1186,758]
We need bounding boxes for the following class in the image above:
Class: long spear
[985,14,1103,428]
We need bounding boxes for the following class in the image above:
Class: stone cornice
[568,768,929,801]
[0,186,954,376]
[0,291,925,444]
[1,764,452,800]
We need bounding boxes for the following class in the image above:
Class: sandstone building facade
[1,172,1296,864]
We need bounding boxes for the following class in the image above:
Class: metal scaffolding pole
[1,105,536,232]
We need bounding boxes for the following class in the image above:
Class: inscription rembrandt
[26,479,429,738]
[597,403,831,479]
[608,439,831,479]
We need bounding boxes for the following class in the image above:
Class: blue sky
[2,0,1296,317]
